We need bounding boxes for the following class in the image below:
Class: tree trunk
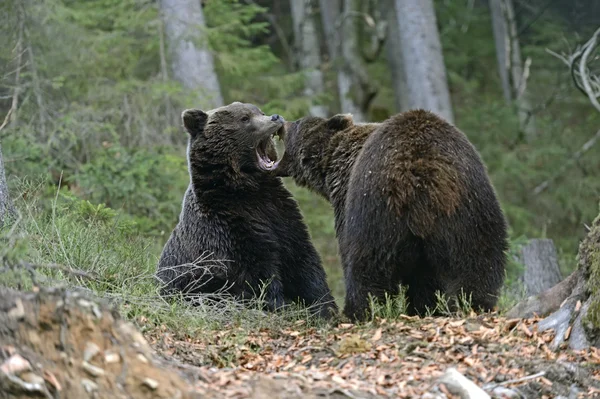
[290,0,328,118]
[0,141,15,227]
[507,208,600,350]
[381,0,410,113]
[319,0,375,121]
[393,0,454,124]
[160,0,223,109]
[518,238,563,296]
[489,0,536,140]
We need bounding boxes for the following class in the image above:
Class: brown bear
[272,109,508,321]
[156,102,337,320]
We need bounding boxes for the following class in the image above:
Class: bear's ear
[181,109,208,138]
[326,114,354,131]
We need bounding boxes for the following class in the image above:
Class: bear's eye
[241,116,250,123]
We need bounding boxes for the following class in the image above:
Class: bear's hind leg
[403,272,446,316]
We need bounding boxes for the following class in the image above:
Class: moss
[582,203,600,333]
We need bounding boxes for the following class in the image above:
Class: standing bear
[273,109,508,321]
[156,102,337,320]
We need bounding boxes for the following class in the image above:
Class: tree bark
[489,0,536,139]
[160,0,223,109]
[489,0,511,103]
[381,0,409,113]
[0,141,15,227]
[319,0,375,121]
[393,0,454,123]
[290,0,328,118]
[518,239,563,296]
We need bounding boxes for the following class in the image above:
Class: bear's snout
[271,114,283,123]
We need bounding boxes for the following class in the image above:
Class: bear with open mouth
[156,102,337,319]
[270,109,508,321]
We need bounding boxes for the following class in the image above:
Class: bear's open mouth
[256,125,285,171]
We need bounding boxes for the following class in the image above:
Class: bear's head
[182,102,285,178]
[273,114,354,195]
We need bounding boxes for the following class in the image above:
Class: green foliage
[1,0,600,320]
[77,144,188,234]
[204,0,310,119]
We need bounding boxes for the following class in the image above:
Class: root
[506,269,582,319]
[508,268,592,350]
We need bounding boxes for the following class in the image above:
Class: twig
[15,261,99,280]
[533,128,600,195]
[0,109,13,132]
[483,371,546,388]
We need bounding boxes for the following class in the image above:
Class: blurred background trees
[0,0,599,303]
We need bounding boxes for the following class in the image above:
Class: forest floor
[149,315,600,398]
[3,287,599,399]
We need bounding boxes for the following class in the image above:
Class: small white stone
[8,299,25,319]
[0,354,32,375]
[104,351,120,364]
[83,342,101,362]
[137,354,148,364]
[82,361,105,377]
[142,378,159,390]
[81,378,98,393]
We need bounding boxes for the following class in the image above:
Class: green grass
[0,181,341,335]
[0,177,531,342]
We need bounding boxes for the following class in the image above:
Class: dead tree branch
[533,28,600,195]
[546,26,600,112]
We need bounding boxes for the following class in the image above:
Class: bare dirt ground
[1,287,600,398]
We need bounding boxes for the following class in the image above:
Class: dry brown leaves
[147,316,600,398]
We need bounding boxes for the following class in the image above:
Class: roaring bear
[272,109,508,321]
[156,102,337,320]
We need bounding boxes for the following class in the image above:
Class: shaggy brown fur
[157,102,337,319]
[275,110,508,321]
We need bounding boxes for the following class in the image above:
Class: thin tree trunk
[290,0,328,117]
[381,0,409,112]
[319,0,371,121]
[0,114,15,227]
[160,0,223,109]
[489,0,535,139]
[24,26,46,137]
[10,5,24,126]
[393,0,454,123]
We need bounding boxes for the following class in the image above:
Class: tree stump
[507,208,600,350]
[519,238,563,296]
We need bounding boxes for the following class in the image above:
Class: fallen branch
[483,371,545,388]
[0,260,99,281]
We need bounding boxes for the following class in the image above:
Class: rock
[143,377,159,390]
[20,371,46,386]
[82,361,106,377]
[137,353,149,364]
[81,378,99,393]
[7,298,25,320]
[83,342,101,362]
[104,351,120,364]
[0,353,32,375]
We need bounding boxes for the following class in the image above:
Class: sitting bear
[273,109,508,321]
[156,102,337,320]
